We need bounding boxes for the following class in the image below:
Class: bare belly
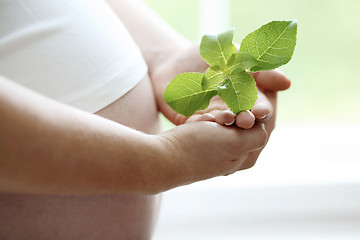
[0,75,162,240]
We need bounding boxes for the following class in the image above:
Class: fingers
[184,87,276,129]
[187,109,257,129]
[235,110,255,129]
[238,149,262,170]
[208,110,256,129]
[158,121,269,186]
[211,109,258,129]
[224,137,267,176]
[187,110,238,126]
[228,122,268,153]
[185,113,215,123]
[213,110,236,126]
[220,122,268,175]
[251,90,273,121]
[252,69,291,92]
[182,121,268,154]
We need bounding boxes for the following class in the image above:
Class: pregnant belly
[0,75,162,240]
[95,74,161,134]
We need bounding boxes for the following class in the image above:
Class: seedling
[164,20,297,116]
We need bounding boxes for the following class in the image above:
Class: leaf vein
[256,23,292,61]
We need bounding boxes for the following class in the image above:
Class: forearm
[106,0,191,76]
[0,76,167,195]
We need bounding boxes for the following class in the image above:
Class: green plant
[164,20,297,117]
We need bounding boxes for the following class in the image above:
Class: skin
[0,75,163,239]
[0,0,291,239]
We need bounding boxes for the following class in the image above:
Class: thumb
[251,69,291,91]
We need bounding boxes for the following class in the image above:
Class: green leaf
[216,68,258,114]
[240,20,297,72]
[202,65,226,90]
[163,72,217,117]
[163,20,297,117]
[202,53,258,90]
[200,28,238,66]
[227,52,259,72]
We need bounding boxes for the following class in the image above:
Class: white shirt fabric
[0,0,148,113]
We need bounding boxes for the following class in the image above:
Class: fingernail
[225,119,235,126]
[257,114,268,120]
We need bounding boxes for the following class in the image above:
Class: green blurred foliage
[145,0,360,124]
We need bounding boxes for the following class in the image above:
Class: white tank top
[0,0,148,113]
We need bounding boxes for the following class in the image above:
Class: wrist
[152,130,194,192]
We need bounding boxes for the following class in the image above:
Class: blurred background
[142,0,360,239]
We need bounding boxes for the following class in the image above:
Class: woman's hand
[149,44,291,179]
[149,44,291,129]
[155,121,268,191]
